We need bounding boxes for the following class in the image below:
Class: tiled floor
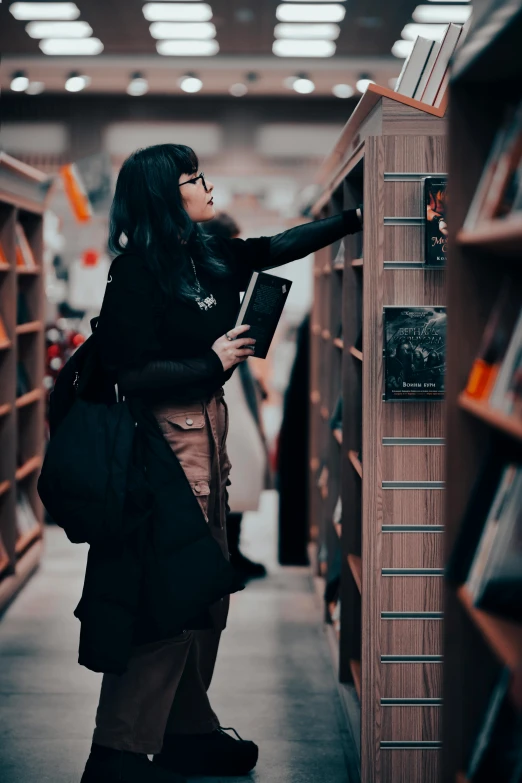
[0,492,354,782]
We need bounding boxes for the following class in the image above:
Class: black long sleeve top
[96,209,361,403]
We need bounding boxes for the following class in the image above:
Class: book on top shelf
[421,23,463,105]
[15,223,37,270]
[413,42,441,101]
[395,36,436,98]
[464,279,520,402]
[235,271,292,359]
[383,306,446,401]
[424,177,447,266]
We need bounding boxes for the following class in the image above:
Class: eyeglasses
[179,172,210,193]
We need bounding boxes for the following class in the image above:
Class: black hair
[108,143,229,304]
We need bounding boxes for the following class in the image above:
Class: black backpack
[38,322,136,545]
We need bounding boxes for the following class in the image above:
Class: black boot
[154,726,259,777]
[81,744,187,782]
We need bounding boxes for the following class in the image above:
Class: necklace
[190,257,217,311]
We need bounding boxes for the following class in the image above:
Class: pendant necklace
[191,257,217,311]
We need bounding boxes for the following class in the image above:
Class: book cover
[235,271,292,359]
[464,279,520,401]
[489,309,522,410]
[421,23,463,105]
[395,36,435,98]
[413,41,442,101]
[384,306,446,401]
[424,177,448,266]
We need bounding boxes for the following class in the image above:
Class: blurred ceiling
[1,0,420,57]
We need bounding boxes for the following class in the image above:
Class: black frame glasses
[179,172,209,192]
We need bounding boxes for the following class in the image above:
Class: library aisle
[0,491,355,783]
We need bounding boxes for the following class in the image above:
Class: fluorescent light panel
[157,39,219,55]
[40,37,104,55]
[10,2,80,20]
[392,39,414,58]
[356,78,375,93]
[401,23,448,41]
[293,78,315,94]
[26,20,93,38]
[149,22,216,39]
[276,4,346,23]
[412,4,472,23]
[143,3,213,22]
[273,38,336,56]
[332,83,354,98]
[274,23,340,39]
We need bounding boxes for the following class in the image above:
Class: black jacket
[62,212,362,674]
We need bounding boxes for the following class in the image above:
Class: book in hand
[464,279,521,401]
[383,306,446,401]
[465,463,522,623]
[424,177,447,266]
[235,271,292,359]
[395,36,436,98]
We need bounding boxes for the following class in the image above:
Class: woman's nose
[207,180,214,194]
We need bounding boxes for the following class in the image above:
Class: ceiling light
[274,22,340,39]
[40,38,104,55]
[356,76,375,93]
[127,73,149,96]
[276,4,346,23]
[283,75,298,89]
[26,20,93,38]
[65,72,91,92]
[179,74,203,93]
[229,83,248,97]
[143,3,213,22]
[293,77,315,94]
[26,81,45,95]
[401,23,448,41]
[149,21,216,39]
[332,83,354,98]
[9,2,80,20]
[273,39,336,56]
[412,4,472,23]
[10,71,29,92]
[157,39,219,55]
[392,39,414,58]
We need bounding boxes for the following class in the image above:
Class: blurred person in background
[74,143,362,783]
[205,212,272,581]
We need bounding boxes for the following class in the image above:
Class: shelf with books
[458,393,522,443]
[443,9,522,781]
[310,83,447,783]
[457,587,522,673]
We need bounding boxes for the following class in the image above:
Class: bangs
[175,145,199,175]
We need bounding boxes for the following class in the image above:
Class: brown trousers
[92,390,232,755]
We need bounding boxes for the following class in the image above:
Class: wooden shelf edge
[351,258,364,268]
[333,337,344,350]
[348,554,362,593]
[0,340,12,352]
[16,266,41,275]
[349,346,363,362]
[458,393,522,443]
[0,403,12,418]
[333,261,344,271]
[349,659,362,700]
[348,450,363,478]
[15,455,42,482]
[457,586,522,672]
[458,218,522,254]
[0,479,11,498]
[15,524,42,556]
[15,320,43,335]
[333,428,343,445]
[0,263,11,272]
[16,388,43,409]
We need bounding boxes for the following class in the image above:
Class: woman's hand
[212,324,256,371]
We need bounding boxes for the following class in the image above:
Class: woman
[81,143,362,783]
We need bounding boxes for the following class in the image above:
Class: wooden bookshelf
[0,152,49,612]
[442,7,522,781]
[333,428,343,446]
[333,337,344,350]
[309,88,447,783]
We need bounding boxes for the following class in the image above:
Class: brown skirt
[152,387,232,631]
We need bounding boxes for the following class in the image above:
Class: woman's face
[179,171,215,222]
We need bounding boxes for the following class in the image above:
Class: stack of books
[464,97,522,229]
[394,21,470,108]
[464,279,522,419]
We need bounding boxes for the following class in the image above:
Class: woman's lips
[208,198,214,205]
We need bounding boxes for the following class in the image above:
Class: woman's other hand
[212,324,256,371]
